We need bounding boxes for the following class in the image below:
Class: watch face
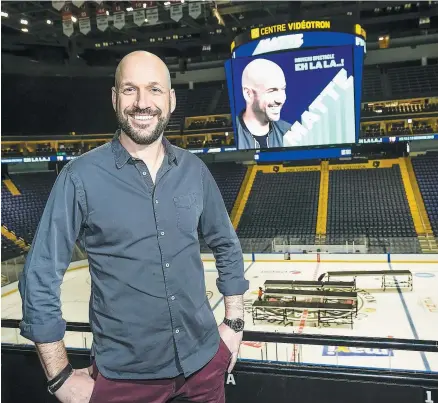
[232,318,244,331]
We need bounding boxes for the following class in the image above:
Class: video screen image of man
[236,58,292,150]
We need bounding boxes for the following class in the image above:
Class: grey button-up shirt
[18,132,249,380]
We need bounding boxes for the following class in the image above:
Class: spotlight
[20,19,28,25]
[21,27,28,32]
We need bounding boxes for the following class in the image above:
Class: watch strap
[47,363,74,395]
[223,317,244,332]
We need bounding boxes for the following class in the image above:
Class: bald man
[18,51,248,403]
[236,58,291,150]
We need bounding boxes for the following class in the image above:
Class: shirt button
[142,172,147,176]
[160,231,165,236]
[171,296,175,300]
[155,200,159,204]
[175,329,180,334]
[165,263,170,268]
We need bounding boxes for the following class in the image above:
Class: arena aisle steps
[316,161,329,245]
[231,165,258,229]
[398,158,425,234]
[1,225,29,252]
[399,157,438,253]
[2,179,21,196]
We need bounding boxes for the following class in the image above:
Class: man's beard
[117,102,171,145]
[252,100,270,124]
[252,100,281,123]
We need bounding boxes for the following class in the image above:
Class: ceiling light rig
[211,3,225,26]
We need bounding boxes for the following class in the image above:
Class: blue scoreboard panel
[225,21,366,152]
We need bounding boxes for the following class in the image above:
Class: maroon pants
[89,338,232,403]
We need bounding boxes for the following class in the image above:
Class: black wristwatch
[47,363,74,395]
[223,317,245,332]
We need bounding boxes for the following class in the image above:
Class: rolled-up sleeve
[199,162,249,296]
[18,163,87,343]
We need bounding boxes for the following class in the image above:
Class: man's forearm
[224,295,244,320]
[36,340,70,380]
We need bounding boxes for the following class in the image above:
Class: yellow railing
[1,225,29,251]
[405,157,434,235]
[2,179,21,196]
[398,158,425,235]
[231,165,258,230]
[316,161,329,237]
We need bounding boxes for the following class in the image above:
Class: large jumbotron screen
[225,23,366,151]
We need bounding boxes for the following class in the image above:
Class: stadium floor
[2,260,437,373]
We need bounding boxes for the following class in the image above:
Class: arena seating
[215,87,232,115]
[326,166,419,253]
[198,163,247,253]
[3,65,438,139]
[1,147,22,157]
[388,122,411,137]
[198,163,247,252]
[186,138,205,149]
[1,172,57,245]
[1,159,436,259]
[236,171,320,252]
[361,124,384,138]
[387,64,438,98]
[411,154,438,237]
[185,82,223,118]
[1,236,25,262]
[1,164,247,259]
[187,117,230,131]
[412,121,435,134]
[206,163,248,214]
[361,102,438,118]
[167,87,188,131]
[362,67,384,101]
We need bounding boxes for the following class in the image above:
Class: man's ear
[242,87,252,104]
[111,87,117,112]
[170,88,176,114]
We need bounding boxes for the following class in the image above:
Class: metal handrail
[2,319,437,353]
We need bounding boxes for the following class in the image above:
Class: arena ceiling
[1,1,438,72]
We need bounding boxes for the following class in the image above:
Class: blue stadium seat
[411,154,438,237]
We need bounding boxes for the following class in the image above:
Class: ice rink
[2,259,438,373]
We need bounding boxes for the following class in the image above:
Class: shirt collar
[111,130,177,169]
